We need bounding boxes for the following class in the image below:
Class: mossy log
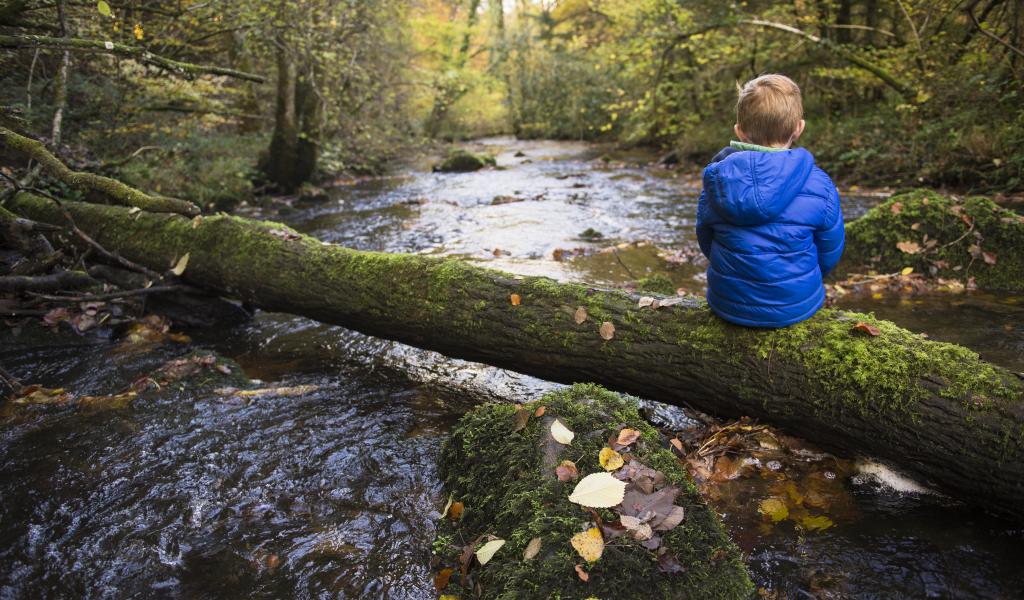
[0,128,200,216]
[433,148,496,173]
[437,384,753,598]
[841,190,1024,291]
[7,191,1024,520]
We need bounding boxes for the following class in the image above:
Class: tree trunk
[437,384,753,598]
[263,38,300,191]
[7,192,1024,521]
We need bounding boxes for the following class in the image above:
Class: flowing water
[2,138,1022,599]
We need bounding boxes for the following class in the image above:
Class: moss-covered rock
[841,189,1024,291]
[433,148,496,173]
[436,384,753,599]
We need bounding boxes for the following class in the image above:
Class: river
[1,138,1022,598]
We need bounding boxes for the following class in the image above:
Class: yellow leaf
[133,23,144,40]
[901,267,914,275]
[523,537,542,560]
[800,515,834,531]
[170,253,190,276]
[510,293,521,306]
[759,498,789,522]
[97,1,112,18]
[475,539,505,565]
[440,595,459,600]
[598,447,624,471]
[570,527,604,563]
[550,419,575,444]
[441,494,453,519]
[568,472,626,508]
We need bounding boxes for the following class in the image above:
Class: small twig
[0,364,23,395]
[26,284,185,303]
[613,251,637,279]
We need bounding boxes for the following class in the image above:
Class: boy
[696,74,844,328]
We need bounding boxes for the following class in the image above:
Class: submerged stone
[436,383,754,599]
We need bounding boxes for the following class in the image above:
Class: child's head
[734,74,805,148]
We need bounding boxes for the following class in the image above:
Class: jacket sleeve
[814,187,845,276]
[696,189,716,259]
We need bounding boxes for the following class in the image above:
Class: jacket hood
[703,147,815,226]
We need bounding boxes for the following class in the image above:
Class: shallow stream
[2,138,1022,598]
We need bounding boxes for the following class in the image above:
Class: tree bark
[262,38,302,191]
[7,192,1024,521]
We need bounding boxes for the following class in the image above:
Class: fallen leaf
[550,419,575,444]
[599,447,624,471]
[655,506,685,531]
[13,386,71,405]
[575,564,589,582]
[896,241,921,254]
[269,228,301,240]
[449,501,464,521]
[638,296,654,308]
[800,514,833,531]
[475,539,505,566]
[889,201,903,215]
[42,307,70,327]
[574,306,588,324]
[616,428,641,447]
[619,515,654,541]
[434,568,453,592]
[510,293,521,306]
[571,527,604,563]
[513,406,532,432]
[524,537,543,560]
[441,494,453,518]
[170,253,190,276]
[669,438,683,453]
[534,406,546,417]
[568,472,627,508]
[901,267,914,275]
[556,460,579,482]
[759,498,789,522]
[657,550,685,574]
[599,321,615,340]
[852,322,881,336]
[983,251,997,265]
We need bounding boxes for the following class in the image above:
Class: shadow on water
[2,137,1022,598]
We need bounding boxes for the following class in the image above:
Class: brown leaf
[449,501,464,521]
[434,568,454,592]
[852,322,881,336]
[896,241,922,254]
[616,428,641,447]
[523,537,543,560]
[669,438,683,454]
[657,550,685,575]
[513,406,532,432]
[510,293,521,306]
[655,505,685,531]
[599,321,615,340]
[574,306,588,324]
[574,564,589,582]
[889,201,903,215]
[42,307,70,327]
[534,406,546,417]
[983,251,997,265]
[555,460,578,482]
[269,228,301,241]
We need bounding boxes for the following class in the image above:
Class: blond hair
[736,74,803,146]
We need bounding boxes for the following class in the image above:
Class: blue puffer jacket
[696,146,844,328]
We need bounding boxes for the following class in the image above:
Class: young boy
[696,74,844,328]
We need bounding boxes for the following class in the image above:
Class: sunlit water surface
[2,138,1022,599]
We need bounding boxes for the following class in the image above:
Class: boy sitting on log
[696,74,845,327]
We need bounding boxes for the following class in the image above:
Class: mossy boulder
[433,148,496,173]
[841,189,1024,291]
[436,384,753,599]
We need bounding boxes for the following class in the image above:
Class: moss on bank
[433,148,496,173]
[437,384,753,599]
[841,189,1024,291]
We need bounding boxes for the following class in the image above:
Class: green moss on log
[433,148,496,173]
[7,192,1024,520]
[438,384,753,599]
[842,189,1024,291]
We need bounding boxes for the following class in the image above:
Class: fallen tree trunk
[8,191,1024,520]
[437,384,753,598]
[841,189,1024,292]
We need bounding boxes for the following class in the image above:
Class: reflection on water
[2,138,1022,599]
